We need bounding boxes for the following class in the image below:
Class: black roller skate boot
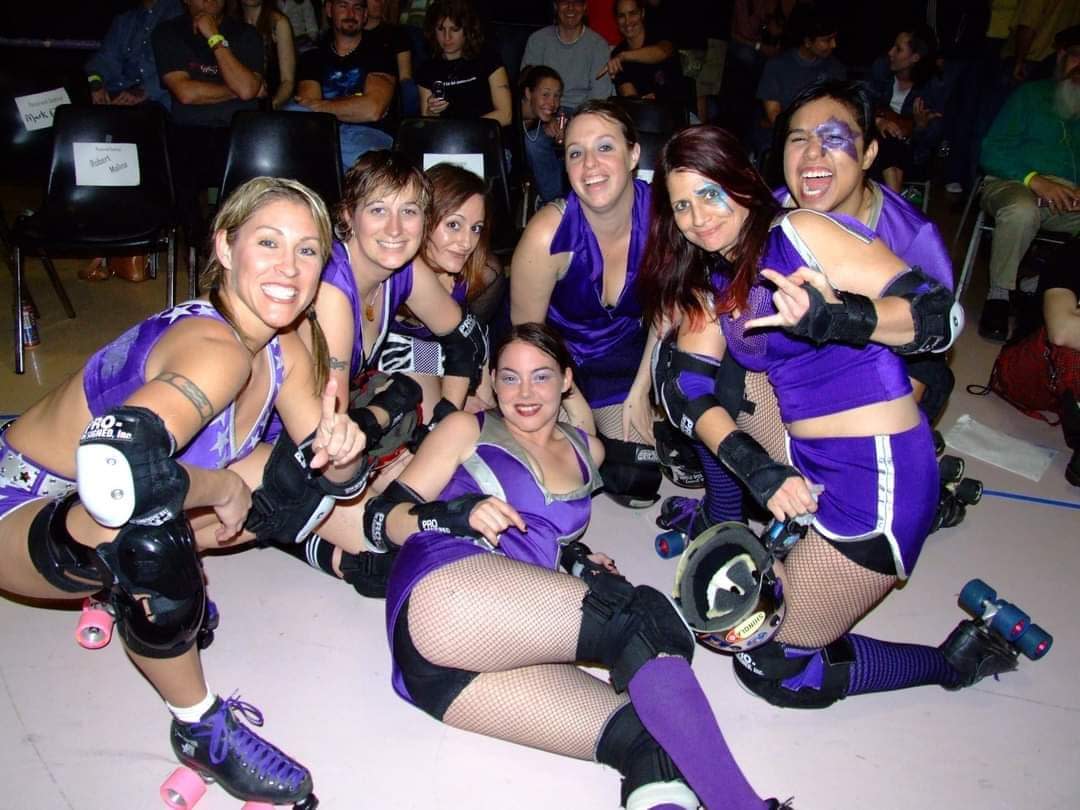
[765,799,796,809]
[654,497,711,559]
[169,693,317,808]
[940,620,1019,689]
[930,451,982,534]
[339,546,399,598]
[1062,390,1080,487]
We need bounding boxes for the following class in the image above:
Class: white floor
[0,221,1077,809]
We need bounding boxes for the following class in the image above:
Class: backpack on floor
[986,326,1080,424]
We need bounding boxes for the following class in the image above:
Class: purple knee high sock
[846,633,965,694]
[694,442,744,523]
[628,657,765,810]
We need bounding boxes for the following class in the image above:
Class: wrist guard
[363,479,423,552]
[560,540,606,579]
[409,493,487,541]
[716,430,802,509]
[788,284,878,346]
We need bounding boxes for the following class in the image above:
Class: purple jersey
[722,212,912,423]
[774,180,953,290]
[83,300,283,469]
[321,241,415,379]
[544,179,651,408]
[385,410,601,704]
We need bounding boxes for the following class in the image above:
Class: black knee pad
[27,493,110,593]
[653,419,704,489]
[392,598,478,720]
[732,638,854,709]
[96,517,207,659]
[599,437,662,509]
[245,434,334,545]
[906,354,955,424]
[577,573,695,692]
[596,702,683,807]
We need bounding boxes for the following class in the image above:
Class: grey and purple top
[385,410,601,704]
[544,178,651,408]
[82,300,283,469]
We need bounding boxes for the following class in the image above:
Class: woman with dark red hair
[640,124,1025,707]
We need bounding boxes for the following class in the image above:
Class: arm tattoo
[329,356,348,371]
[154,372,215,422]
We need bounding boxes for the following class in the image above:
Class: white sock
[986,286,1010,301]
[167,690,216,724]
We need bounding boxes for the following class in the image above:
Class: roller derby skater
[372,324,791,809]
[0,178,368,806]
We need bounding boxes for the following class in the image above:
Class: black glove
[716,430,802,510]
[409,493,487,540]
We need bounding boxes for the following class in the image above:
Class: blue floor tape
[982,489,1080,511]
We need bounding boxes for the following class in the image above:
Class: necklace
[523,118,543,142]
[556,24,584,46]
[332,37,360,59]
[363,282,382,322]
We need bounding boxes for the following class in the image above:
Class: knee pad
[244,435,334,545]
[652,419,704,489]
[95,517,207,659]
[348,370,423,470]
[599,437,661,509]
[732,637,854,709]
[905,354,955,424]
[577,573,695,692]
[292,427,372,500]
[883,267,964,354]
[673,522,786,653]
[596,702,688,809]
[27,493,111,593]
[652,337,747,438]
[76,406,190,527]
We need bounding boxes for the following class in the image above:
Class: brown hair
[423,0,485,60]
[336,150,433,242]
[421,163,490,303]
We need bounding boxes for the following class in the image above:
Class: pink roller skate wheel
[75,601,113,650]
[241,803,276,809]
[160,766,207,808]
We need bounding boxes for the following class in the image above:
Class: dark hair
[612,0,645,14]
[336,150,433,241]
[771,78,879,169]
[421,163,490,303]
[568,98,640,150]
[424,0,485,60]
[519,64,564,98]
[896,23,939,86]
[639,125,779,331]
[792,6,838,45]
[494,322,575,376]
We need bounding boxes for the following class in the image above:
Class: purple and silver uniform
[722,213,938,578]
[545,178,651,408]
[0,301,284,521]
[385,410,601,705]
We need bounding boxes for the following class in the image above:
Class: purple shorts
[0,424,76,521]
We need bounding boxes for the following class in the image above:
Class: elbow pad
[439,310,487,386]
[883,268,964,354]
[76,406,189,528]
[652,336,749,438]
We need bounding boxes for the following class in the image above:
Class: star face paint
[813,117,860,162]
[694,182,733,213]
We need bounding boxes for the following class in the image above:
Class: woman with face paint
[640,125,1021,711]
[511,99,664,509]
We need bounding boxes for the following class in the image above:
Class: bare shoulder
[521,202,565,251]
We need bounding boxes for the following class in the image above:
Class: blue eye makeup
[694,182,732,212]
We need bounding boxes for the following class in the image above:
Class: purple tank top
[721,212,912,423]
[773,180,953,289]
[321,241,415,378]
[385,411,601,702]
[389,273,467,341]
[82,300,284,469]
[544,179,651,408]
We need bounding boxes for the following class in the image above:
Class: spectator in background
[153,0,265,238]
[976,23,1080,341]
[417,0,512,127]
[519,65,566,203]
[279,0,322,51]
[1007,0,1080,83]
[868,23,946,194]
[757,8,845,129]
[608,0,684,111]
[364,0,417,113]
[294,0,397,168]
[229,0,297,108]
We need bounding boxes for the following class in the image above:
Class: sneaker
[945,182,963,194]
[977,299,1010,342]
[170,694,315,806]
[940,619,1019,689]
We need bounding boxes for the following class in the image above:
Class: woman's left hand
[622,374,655,444]
[744,267,838,330]
[310,378,366,469]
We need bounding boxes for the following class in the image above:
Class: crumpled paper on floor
[943,414,1057,482]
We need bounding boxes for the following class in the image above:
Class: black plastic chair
[611,96,688,136]
[395,117,515,252]
[635,130,667,185]
[10,102,177,373]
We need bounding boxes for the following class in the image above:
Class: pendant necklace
[364,282,382,322]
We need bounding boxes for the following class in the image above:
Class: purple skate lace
[658,496,700,533]
[190,692,308,791]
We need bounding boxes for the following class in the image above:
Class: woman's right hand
[426,96,450,116]
[212,469,253,545]
[765,475,818,523]
[468,496,527,547]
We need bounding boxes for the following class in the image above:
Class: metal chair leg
[167,230,176,308]
[956,210,986,300]
[41,254,75,318]
[13,245,25,375]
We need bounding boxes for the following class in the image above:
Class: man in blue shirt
[86,0,184,109]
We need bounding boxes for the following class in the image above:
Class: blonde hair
[200,176,334,395]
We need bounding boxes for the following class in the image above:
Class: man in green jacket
[979,23,1080,341]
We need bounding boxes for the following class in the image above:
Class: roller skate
[654,496,705,559]
[941,578,1052,689]
[162,693,317,809]
[76,596,219,651]
[930,441,983,533]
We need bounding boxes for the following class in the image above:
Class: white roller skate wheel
[160,766,207,808]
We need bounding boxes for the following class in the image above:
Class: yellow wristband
[1023,171,1039,187]
[87,73,103,86]
[207,34,226,49]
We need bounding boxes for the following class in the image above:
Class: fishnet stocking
[775,527,897,649]
[443,664,628,760]
[593,404,647,443]
[735,371,788,463]
[408,554,587,672]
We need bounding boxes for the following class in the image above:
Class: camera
[432,81,445,100]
